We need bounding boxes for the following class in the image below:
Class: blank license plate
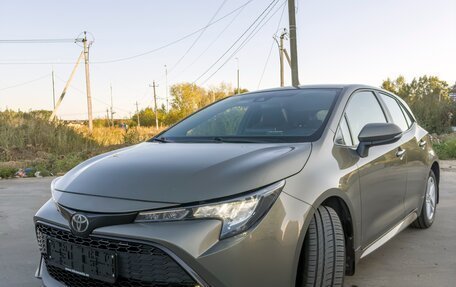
[46,237,117,283]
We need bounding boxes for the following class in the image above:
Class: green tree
[207,83,233,102]
[382,75,453,134]
[166,83,208,123]
[381,75,409,100]
[132,82,249,127]
[130,107,156,127]
[450,83,456,126]
[232,88,249,95]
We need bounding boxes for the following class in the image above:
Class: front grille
[36,223,197,287]
[46,265,194,287]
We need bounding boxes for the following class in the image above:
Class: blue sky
[1,0,455,119]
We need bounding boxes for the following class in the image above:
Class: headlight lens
[135,180,285,239]
[50,176,62,202]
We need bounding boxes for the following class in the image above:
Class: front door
[344,90,407,247]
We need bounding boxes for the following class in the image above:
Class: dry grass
[72,125,165,146]
[0,110,165,178]
[0,111,98,157]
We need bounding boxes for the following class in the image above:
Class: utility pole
[164,65,169,111]
[110,83,115,127]
[274,29,289,87]
[279,34,284,87]
[235,58,240,94]
[288,0,300,86]
[51,67,56,109]
[106,108,110,126]
[135,101,141,127]
[149,81,159,129]
[49,52,84,122]
[82,31,94,132]
[277,29,288,87]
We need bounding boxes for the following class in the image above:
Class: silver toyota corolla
[34,85,439,287]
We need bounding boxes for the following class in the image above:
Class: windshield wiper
[151,137,172,143]
[212,137,282,143]
[150,137,285,143]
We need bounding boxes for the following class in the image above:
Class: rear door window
[399,103,414,128]
[379,93,409,131]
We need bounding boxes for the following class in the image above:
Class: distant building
[451,93,456,102]
[450,85,456,102]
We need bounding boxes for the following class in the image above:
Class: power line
[257,3,287,89]
[193,0,281,84]
[93,0,253,64]
[55,74,132,114]
[168,0,228,73]
[172,0,247,80]
[199,0,286,85]
[0,38,80,44]
[0,60,80,65]
[201,0,287,85]
[55,74,85,93]
[55,74,109,107]
[0,2,253,65]
[258,41,276,89]
[58,110,106,116]
[0,73,50,92]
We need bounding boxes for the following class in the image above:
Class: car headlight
[50,176,62,202]
[135,180,285,239]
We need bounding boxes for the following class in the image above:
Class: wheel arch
[295,189,358,287]
[431,161,440,203]
[321,196,355,276]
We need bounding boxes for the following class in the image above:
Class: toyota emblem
[71,214,89,233]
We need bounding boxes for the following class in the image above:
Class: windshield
[155,88,341,143]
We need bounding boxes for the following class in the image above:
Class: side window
[345,91,387,145]
[335,116,353,146]
[379,93,409,131]
[399,103,414,127]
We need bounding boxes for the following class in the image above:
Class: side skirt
[360,210,418,259]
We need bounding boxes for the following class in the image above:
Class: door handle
[396,148,406,159]
[419,140,427,148]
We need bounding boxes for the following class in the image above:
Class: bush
[0,167,18,179]
[410,98,453,134]
[433,137,456,160]
[382,76,454,134]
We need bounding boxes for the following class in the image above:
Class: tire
[299,206,345,287]
[412,170,438,229]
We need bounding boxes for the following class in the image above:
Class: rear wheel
[299,206,345,287]
[412,170,437,229]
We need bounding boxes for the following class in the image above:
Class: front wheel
[412,170,438,229]
[299,206,345,287]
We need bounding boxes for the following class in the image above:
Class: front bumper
[35,191,313,287]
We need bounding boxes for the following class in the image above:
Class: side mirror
[357,123,402,157]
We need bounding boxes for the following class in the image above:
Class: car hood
[54,142,311,208]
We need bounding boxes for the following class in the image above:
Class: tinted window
[399,103,413,127]
[187,106,247,136]
[158,89,340,143]
[379,93,409,131]
[345,91,387,145]
[335,116,353,146]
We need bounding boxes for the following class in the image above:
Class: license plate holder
[46,237,117,283]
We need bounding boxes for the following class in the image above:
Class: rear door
[378,93,428,215]
[344,90,408,247]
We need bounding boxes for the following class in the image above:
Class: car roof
[243,84,381,95]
